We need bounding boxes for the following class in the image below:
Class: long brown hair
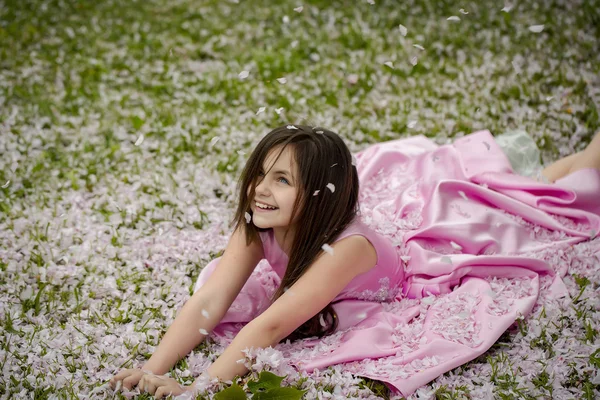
[231,125,360,342]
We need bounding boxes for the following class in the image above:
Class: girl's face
[249,145,300,230]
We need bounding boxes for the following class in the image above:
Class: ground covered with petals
[1,0,599,399]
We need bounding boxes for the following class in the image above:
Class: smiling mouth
[255,201,278,211]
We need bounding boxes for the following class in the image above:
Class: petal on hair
[322,244,334,255]
[287,124,298,130]
[315,130,324,134]
[245,212,251,223]
[326,183,335,193]
[319,313,327,327]
[313,190,320,196]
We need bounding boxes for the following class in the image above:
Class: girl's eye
[278,177,289,185]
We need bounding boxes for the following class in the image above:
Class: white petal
[501,5,513,12]
[201,309,210,318]
[134,134,144,146]
[237,150,246,155]
[315,130,324,134]
[407,120,417,129]
[256,107,266,115]
[293,6,303,12]
[319,313,326,327]
[322,243,334,255]
[313,190,320,196]
[356,312,367,320]
[199,328,209,335]
[410,56,418,66]
[347,73,359,84]
[458,190,468,200]
[447,16,461,21]
[450,241,463,251]
[459,8,469,14]
[238,70,249,79]
[398,24,408,37]
[115,380,122,392]
[1,180,10,188]
[275,107,285,114]
[245,211,251,224]
[384,61,394,69]
[326,183,335,193]
[282,15,290,24]
[276,77,287,84]
[210,137,220,148]
[528,24,544,33]
[236,358,246,364]
[351,154,358,166]
[441,256,453,264]
[413,44,425,50]
[287,124,298,130]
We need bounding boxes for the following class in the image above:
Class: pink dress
[194,130,600,397]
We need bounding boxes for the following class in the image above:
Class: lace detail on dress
[484,276,536,317]
[344,354,444,380]
[429,292,483,348]
[344,277,401,302]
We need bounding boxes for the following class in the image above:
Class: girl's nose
[255,178,270,195]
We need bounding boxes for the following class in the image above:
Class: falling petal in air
[413,44,425,51]
[351,154,358,166]
[209,137,220,148]
[276,77,287,84]
[1,180,10,188]
[384,61,394,69]
[199,328,209,335]
[398,24,408,37]
[293,6,303,12]
[238,70,249,79]
[201,309,210,318]
[447,16,461,21]
[245,212,251,224]
[501,5,513,12]
[459,8,469,14]
[256,107,266,115]
[275,107,285,114]
[410,56,418,66]
[407,120,417,129]
[528,25,544,33]
[319,313,327,327]
[134,134,144,146]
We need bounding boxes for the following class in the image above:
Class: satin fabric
[194,130,599,397]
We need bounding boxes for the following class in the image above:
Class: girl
[109,125,600,398]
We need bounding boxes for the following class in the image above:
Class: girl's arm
[190,234,377,385]
[141,225,264,375]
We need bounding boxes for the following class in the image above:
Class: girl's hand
[109,368,146,391]
[138,373,190,399]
